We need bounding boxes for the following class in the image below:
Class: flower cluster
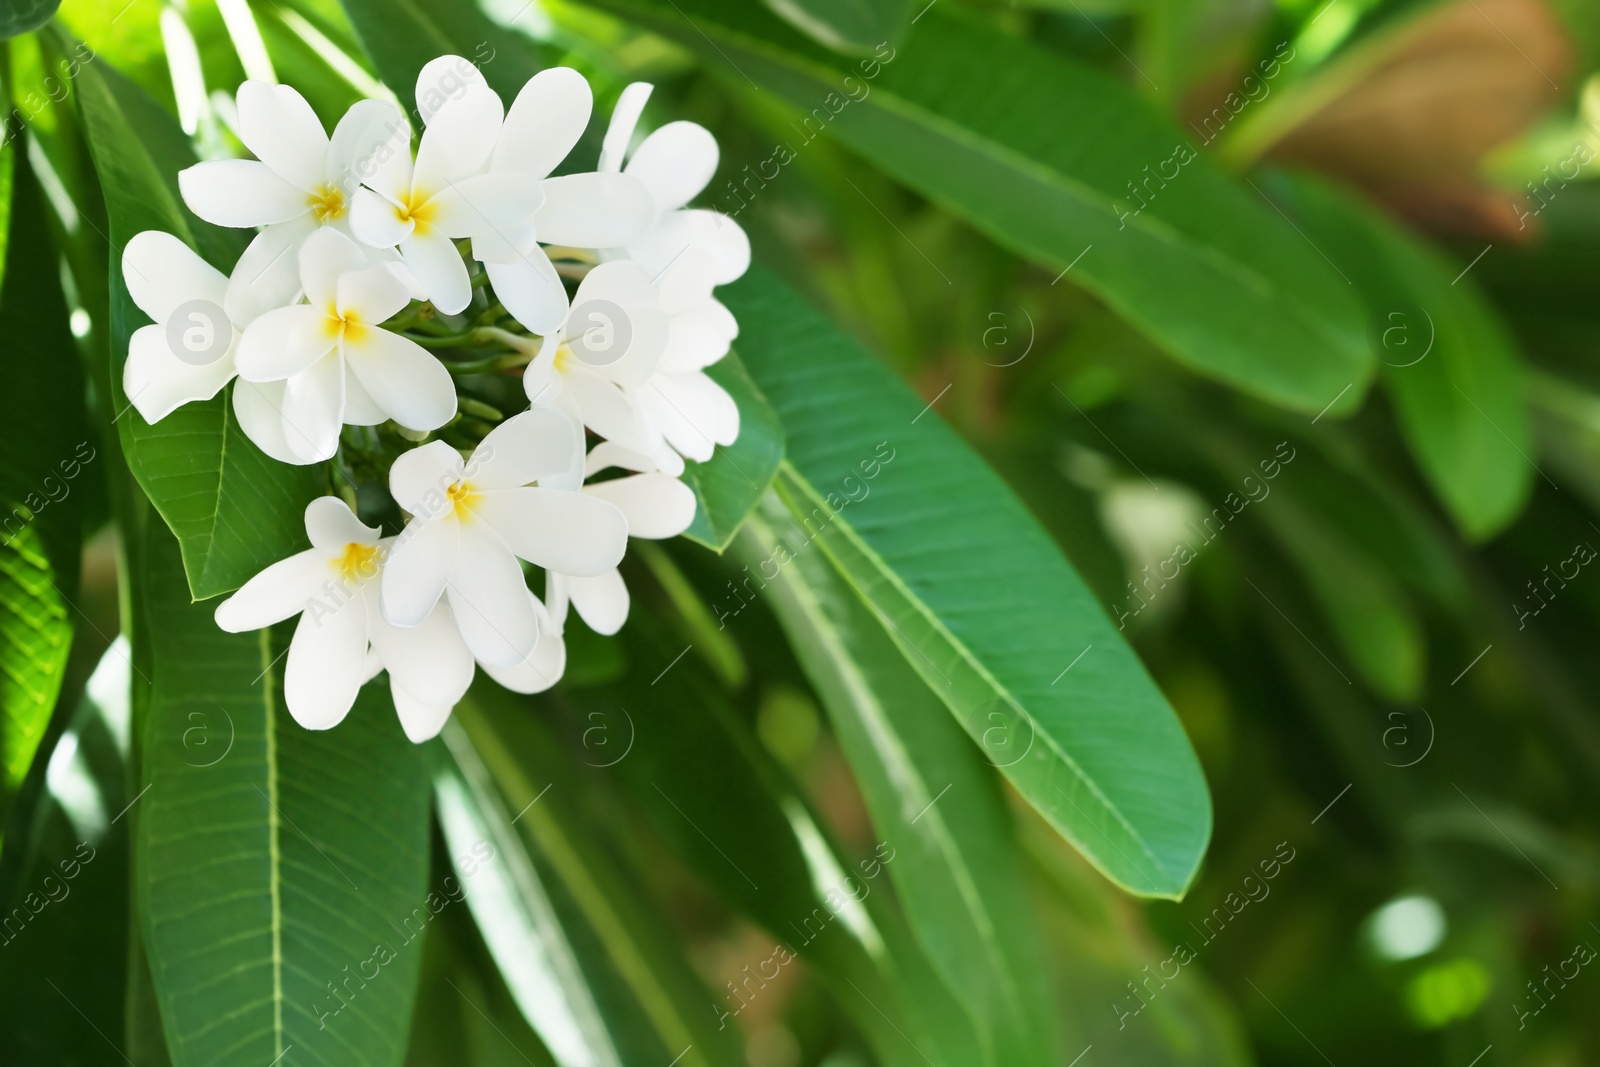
[123,56,748,741]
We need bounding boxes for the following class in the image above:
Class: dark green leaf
[728,266,1211,898]
[1276,172,1534,539]
[0,0,59,39]
[74,55,322,599]
[335,0,548,109]
[586,0,1373,413]
[0,153,89,820]
[742,499,1061,1064]
[759,0,909,53]
[137,525,433,1066]
[680,350,784,552]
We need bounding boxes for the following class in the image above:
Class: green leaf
[727,266,1211,899]
[73,54,322,599]
[679,350,784,551]
[0,0,59,39]
[452,687,747,1067]
[759,0,909,54]
[335,0,548,107]
[434,723,627,1067]
[0,153,89,821]
[571,614,988,1067]
[585,0,1372,414]
[137,526,433,1066]
[1275,172,1534,539]
[741,499,1061,1064]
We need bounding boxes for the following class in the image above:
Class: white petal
[427,172,543,251]
[234,379,305,464]
[369,585,474,709]
[389,680,455,743]
[123,324,237,423]
[279,353,346,463]
[599,82,653,173]
[568,569,629,635]
[626,208,749,285]
[413,77,503,192]
[381,513,460,625]
[565,261,670,385]
[583,440,657,477]
[585,472,697,539]
[343,363,387,425]
[342,327,457,431]
[469,407,581,490]
[179,159,309,227]
[390,440,466,516]
[471,487,627,577]
[482,599,565,693]
[225,217,317,326]
[625,120,717,211]
[285,594,369,730]
[415,55,497,126]
[305,496,379,554]
[214,549,328,631]
[235,305,336,382]
[447,522,537,667]
[399,230,470,314]
[350,187,415,249]
[655,246,718,314]
[642,372,738,460]
[563,367,660,456]
[122,230,227,324]
[236,80,328,192]
[533,173,653,248]
[299,227,369,311]
[494,67,591,178]
[337,264,410,324]
[488,250,567,334]
[660,300,736,374]
[328,98,411,201]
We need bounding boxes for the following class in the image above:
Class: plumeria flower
[214,497,473,739]
[349,57,543,315]
[599,82,750,286]
[233,228,456,464]
[520,260,672,466]
[179,82,410,322]
[478,67,653,333]
[543,441,698,635]
[380,408,629,667]
[120,230,290,424]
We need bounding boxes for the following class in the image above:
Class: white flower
[179,82,410,322]
[232,228,456,464]
[349,57,542,314]
[478,67,653,333]
[120,230,260,424]
[599,82,750,286]
[380,408,629,667]
[544,441,698,635]
[214,497,473,740]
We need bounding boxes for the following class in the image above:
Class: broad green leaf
[1274,172,1534,539]
[434,723,626,1067]
[742,499,1061,1065]
[137,526,432,1066]
[0,156,89,821]
[679,350,784,552]
[74,55,322,599]
[568,613,987,1067]
[585,0,1372,414]
[759,0,909,54]
[452,687,747,1067]
[727,266,1211,899]
[0,640,131,1064]
[0,0,58,38]
[335,0,548,106]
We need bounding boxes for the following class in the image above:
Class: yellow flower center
[307,183,346,224]
[395,188,437,234]
[336,541,380,583]
[552,342,573,373]
[446,480,478,518]
[322,306,366,346]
